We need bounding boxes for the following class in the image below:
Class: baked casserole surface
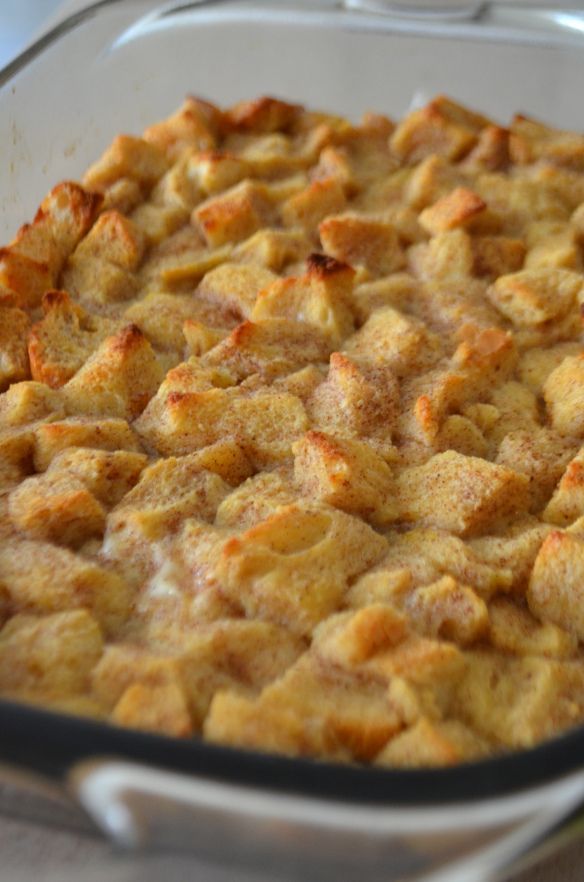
[1,95,584,767]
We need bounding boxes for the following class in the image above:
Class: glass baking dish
[2,2,584,880]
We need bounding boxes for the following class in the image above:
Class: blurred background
[0,0,65,68]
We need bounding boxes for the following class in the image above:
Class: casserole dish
[2,2,584,880]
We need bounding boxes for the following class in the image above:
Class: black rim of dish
[0,697,582,806]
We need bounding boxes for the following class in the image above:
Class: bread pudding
[1,95,584,767]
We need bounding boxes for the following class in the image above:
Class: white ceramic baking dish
[2,3,584,880]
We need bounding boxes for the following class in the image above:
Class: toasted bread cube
[471,236,526,278]
[205,652,401,761]
[197,262,277,321]
[489,597,577,659]
[183,319,228,357]
[225,96,301,133]
[112,681,193,737]
[488,268,583,327]
[376,718,489,768]
[544,448,584,526]
[0,537,132,634]
[75,211,145,269]
[187,440,252,486]
[62,254,139,306]
[203,319,332,382]
[308,352,399,457]
[409,229,474,280]
[33,417,142,471]
[0,428,35,491]
[47,447,147,506]
[281,178,346,233]
[496,428,577,512]
[28,290,120,388]
[187,151,250,195]
[101,177,143,214]
[455,650,584,747]
[136,384,308,467]
[10,181,102,276]
[130,201,188,247]
[319,214,404,276]
[0,610,103,698]
[313,605,408,666]
[519,342,582,396]
[8,472,106,546]
[293,430,396,524]
[390,96,487,163]
[234,228,312,272]
[193,180,274,247]
[175,620,304,723]
[0,381,64,430]
[217,503,387,635]
[216,468,299,530]
[351,274,420,324]
[124,292,208,352]
[252,254,355,345]
[0,248,52,309]
[0,305,30,390]
[343,305,441,377]
[528,531,584,640]
[84,134,169,192]
[543,355,584,437]
[107,456,230,542]
[525,222,582,272]
[396,451,530,536]
[419,187,486,235]
[144,97,220,160]
[406,576,488,645]
[63,325,164,420]
[462,124,510,171]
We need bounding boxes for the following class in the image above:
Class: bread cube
[112,681,193,737]
[205,652,401,761]
[543,354,584,437]
[281,178,346,234]
[0,610,103,698]
[307,352,399,456]
[0,537,132,634]
[186,151,250,195]
[544,448,584,526]
[28,290,121,388]
[63,325,164,420]
[217,502,388,634]
[396,451,530,535]
[197,262,277,321]
[252,254,355,345]
[107,456,230,542]
[144,97,220,160]
[8,471,106,546]
[406,576,488,645]
[455,650,584,747]
[47,447,147,506]
[193,180,274,247]
[376,718,489,767]
[343,305,441,377]
[0,248,52,309]
[496,428,577,512]
[409,229,474,281]
[0,428,35,491]
[0,382,64,430]
[225,96,301,133]
[216,468,299,530]
[203,319,332,381]
[487,268,582,327]
[489,597,577,659]
[33,416,142,471]
[319,213,404,276]
[528,531,584,640]
[84,134,169,191]
[0,305,29,390]
[234,228,312,272]
[519,342,583,396]
[419,187,486,235]
[293,430,397,524]
[124,292,209,353]
[391,96,488,163]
